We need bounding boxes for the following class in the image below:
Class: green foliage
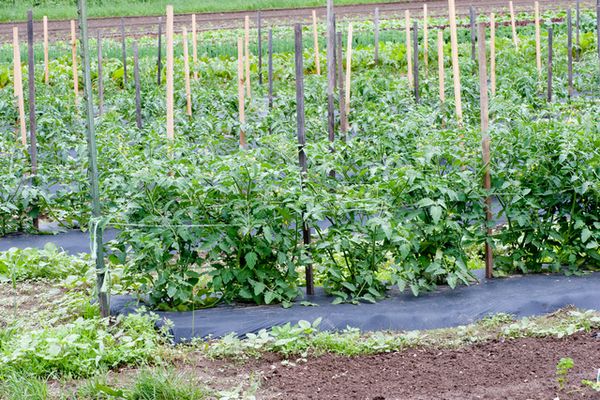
[556,357,574,390]
[0,313,163,379]
[0,371,49,400]
[0,10,598,309]
[0,243,89,283]
[79,369,209,400]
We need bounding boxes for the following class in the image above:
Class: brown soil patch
[260,332,600,400]
[0,281,64,329]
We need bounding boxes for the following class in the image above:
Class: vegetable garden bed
[0,4,598,314]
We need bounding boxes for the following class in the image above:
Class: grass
[0,0,404,22]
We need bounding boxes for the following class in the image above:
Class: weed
[556,357,574,390]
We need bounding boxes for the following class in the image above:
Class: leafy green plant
[556,357,574,390]
[0,313,164,378]
[0,243,90,282]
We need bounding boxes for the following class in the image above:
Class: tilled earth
[1,0,595,41]
[255,332,600,399]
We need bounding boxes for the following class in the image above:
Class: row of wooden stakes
[10,0,589,146]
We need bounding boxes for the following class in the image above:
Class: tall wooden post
[43,16,49,84]
[237,36,247,148]
[183,27,192,116]
[157,17,162,85]
[448,0,463,125]
[575,0,580,61]
[413,21,420,103]
[336,32,347,138]
[268,29,273,109]
[345,23,353,124]
[294,24,314,296]
[596,1,600,73]
[12,28,26,146]
[327,0,335,144]
[423,4,428,72]
[469,6,476,62]
[405,10,413,88]
[535,1,541,74]
[120,17,127,87]
[437,30,445,104]
[311,10,321,75]
[133,41,142,128]
[166,5,174,140]
[509,1,518,49]
[257,11,263,85]
[374,7,380,65]
[192,14,198,80]
[71,20,79,106]
[547,27,553,102]
[27,10,39,195]
[490,13,496,95]
[77,0,109,318]
[244,15,251,98]
[477,22,493,279]
[567,8,573,98]
[97,31,104,115]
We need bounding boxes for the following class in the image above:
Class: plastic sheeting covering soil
[0,229,119,253]
[110,271,600,343]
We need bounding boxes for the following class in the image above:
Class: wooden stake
[547,27,553,102]
[12,28,26,146]
[43,16,49,84]
[469,6,476,62]
[268,28,273,109]
[166,5,174,140]
[313,10,321,74]
[157,17,162,85]
[345,23,353,123]
[413,21,419,103]
[597,3,600,74]
[575,0,580,61]
[258,11,263,85]
[477,23,493,279]
[326,0,335,143]
[490,13,496,95]
[183,27,192,116]
[447,0,462,125]
[509,1,519,49]
[77,0,108,318]
[294,23,314,297]
[120,17,127,86]
[244,15,251,98]
[97,31,103,115]
[535,1,541,74]
[71,20,79,106]
[133,41,142,129]
[237,36,247,148]
[374,7,379,65]
[405,10,413,88]
[336,31,347,138]
[567,8,573,98]
[423,4,428,72]
[27,10,38,183]
[192,14,198,80]
[437,30,445,104]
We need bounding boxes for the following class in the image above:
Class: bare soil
[1,0,594,42]
[255,332,600,399]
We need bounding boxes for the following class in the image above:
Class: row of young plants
[0,10,598,310]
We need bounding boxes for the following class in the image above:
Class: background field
[0,0,400,21]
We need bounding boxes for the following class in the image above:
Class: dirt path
[1,0,594,42]
[259,332,600,399]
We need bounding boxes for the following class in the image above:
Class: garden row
[0,3,598,309]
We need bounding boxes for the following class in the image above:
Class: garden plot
[0,0,599,398]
